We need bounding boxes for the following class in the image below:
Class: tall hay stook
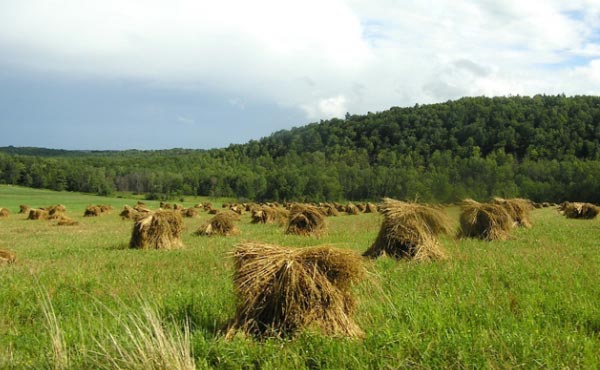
[362,198,452,261]
[129,210,184,250]
[560,202,600,219]
[458,199,514,241]
[492,197,533,228]
[195,212,240,236]
[0,208,9,218]
[227,243,365,339]
[285,204,326,236]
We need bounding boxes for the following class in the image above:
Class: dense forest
[2,95,600,203]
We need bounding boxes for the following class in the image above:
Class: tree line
[2,95,600,203]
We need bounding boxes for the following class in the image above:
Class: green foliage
[2,95,600,202]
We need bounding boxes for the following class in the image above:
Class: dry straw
[28,208,48,220]
[458,199,514,241]
[0,208,9,218]
[19,205,30,214]
[227,242,365,339]
[0,249,16,265]
[560,202,600,219]
[195,212,240,236]
[492,197,533,228]
[362,198,451,261]
[130,210,184,250]
[285,204,326,236]
[251,206,288,224]
[345,203,360,215]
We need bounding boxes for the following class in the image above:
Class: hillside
[2,95,600,203]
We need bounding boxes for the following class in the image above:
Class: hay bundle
[0,208,9,218]
[56,215,79,226]
[129,210,184,250]
[285,204,326,236]
[19,205,30,214]
[159,202,173,210]
[492,197,533,228]
[120,205,136,219]
[365,203,378,213]
[458,199,514,241]
[203,202,212,211]
[0,249,16,265]
[99,204,113,213]
[227,243,365,339]
[47,205,66,220]
[207,208,219,215]
[251,206,288,224]
[362,198,451,261]
[195,212,240,236]
[194,203,203,209]
[183,208,198,218]
[230,205,244,215]
[28,209,48,220]
[322,205,340,217]
[345,203,360,215]
[561,202,600,219]
[83,205,101,217]
[173,204,184,211]
[357,203,366,212]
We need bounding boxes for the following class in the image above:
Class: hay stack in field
[561,202,600,219]
[322,205,340,217]
[285,204,326,236]
[0,208,9,218]
[492,197,533,228]
[56,215,79,226]
[0,249,16,265]
[251,206,288,224]
[357,203,366,212]
[458,199,514,241]
[365,203,378,213]
[99,205,112,213]
[183,208,198,218]
[203,202,212,211]
[120,205,136,220]
[28,209,48,220]
[195,212,240,236]
[83,205,101,217]
[129,210,184,250]
[345,203,360,215]
[19,205,30,214]
[362,198,452,261]
[227,243,365,339]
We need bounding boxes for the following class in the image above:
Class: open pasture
[1,185,600,368]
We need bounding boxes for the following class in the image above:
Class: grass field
[1,185,600,369]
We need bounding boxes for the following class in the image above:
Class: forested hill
[237,95,600,161]
[2,95,600,203]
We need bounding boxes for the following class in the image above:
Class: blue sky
[1,0,600,150]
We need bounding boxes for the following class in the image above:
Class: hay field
[1,185,600,368]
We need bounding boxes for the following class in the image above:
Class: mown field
[1,185,600,369]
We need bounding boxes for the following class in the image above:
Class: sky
[1,0,600,150]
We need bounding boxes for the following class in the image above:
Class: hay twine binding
[226,242,365,339]
[362,198,451,261]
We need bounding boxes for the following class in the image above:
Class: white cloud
[1,0,600,121]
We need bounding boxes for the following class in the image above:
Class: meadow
[1,185,600,369]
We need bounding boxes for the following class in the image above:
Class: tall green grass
[1,185,600,368]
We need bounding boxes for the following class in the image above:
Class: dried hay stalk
[129,210,184,250]
[285,204,326,236]
[28,209,48,220]
[227,243,365,339]
[561,202,600,219]
[492,197,533,228]
[458,199,514,241]
[362,198,451,261]
[364,203,378,213]
[0,249,16,265]
[19,205,30,214]
[0,208,9,218]
[195,212,240,236]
